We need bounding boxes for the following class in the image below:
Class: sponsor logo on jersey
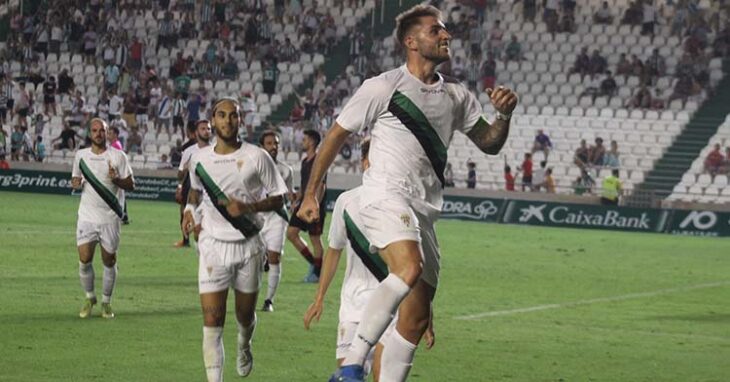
[420,88,445,94]
[400,213,411,227]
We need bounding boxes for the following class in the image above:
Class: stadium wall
[2,165,729,237]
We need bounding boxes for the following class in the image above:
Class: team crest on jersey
[400,213,411,227]
[237,159,244,170]
[206,266,213,276]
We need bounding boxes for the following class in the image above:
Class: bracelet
[496,111,512,121]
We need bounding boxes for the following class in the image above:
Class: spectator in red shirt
[704,143,725,176]
[129,37,144,71]
[518,153,533,191]
[504,165,515,191]
[0,154,9,169]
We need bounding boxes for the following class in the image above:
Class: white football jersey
[179,142,205,172]
[329,187,383,323]
[189,142,288,242]
[336,65,486,213]
[261,159,294,223]
[72,147,133,224]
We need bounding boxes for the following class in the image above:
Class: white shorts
[197,232,266,294]
[359,197,441,288]
[260,214,287,254]
[76,220,121,254]
[336,321,375,375]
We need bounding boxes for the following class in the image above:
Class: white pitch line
[454,281,730,320]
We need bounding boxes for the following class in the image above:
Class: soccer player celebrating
[258,130,295,312]
[303,138,435,380]
[287,129,327,282]
[181,98,288,381]
[297,5,517,381]
[71,118,135,319]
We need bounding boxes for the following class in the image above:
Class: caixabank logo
[505,201,668,233]
[668,210,730,237]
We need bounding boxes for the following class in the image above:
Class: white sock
[266,264,281,301]
[79,261,95,299]
[343,274,411,367]
[102,264,117,304]
[237,314,257,352]
[202,326,224,382]
[379,329,417,382]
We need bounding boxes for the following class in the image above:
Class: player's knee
[102,256,116,267]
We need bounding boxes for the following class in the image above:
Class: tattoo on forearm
[467,118,510,155]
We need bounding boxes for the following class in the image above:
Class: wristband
[496,111,512,121]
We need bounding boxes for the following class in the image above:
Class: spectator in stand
[504,164,516,191]
[646,48,666,81]
[451,56,465,80]
[169,138,183,168]
[667,73,695,106]
[603,140,621,168]
[488,20,505,56]
[589,137,606,168]
[82,25,98,65]
[544,168,556,193]
[588,50,607,77]
[531,129,552,159]
[186,92,202,133]
[156,90,173,135]
[156,153,172,169]
[109,90,124,121]
[15,82,32,129]
[570,47,590,77]
[57,69,74,95]
[51,122,82,150]
[481,52,497,91]
[544,0,560,33]
[594,1,614,24]
[10,125,24,160]
[518,153,533,191]
[600,169,623,205]
[504,34,522,62]
[466,161,477,189]
[622,1,642,25]
[104,63,120,92]
[560,10,576,33]
[573,169,596,195]
[599,71,618,99]
[43,76,57,116]
[574,139,590,171]
[121,92,137,130]
[50,21,63,55]
[128,37,144,71]
[521,0,537,22]
[171,92,187,137]
[0,126,7,155]
[0,153,9,169]
[126,126,143,155]
[616,53,632,77]
[641,0,657,36]
[704,143,725,176]
[97,92,110,121]
[671,4,689,38]
[628,85,653,109]
[444,163,455,187]
[34,136,45,162]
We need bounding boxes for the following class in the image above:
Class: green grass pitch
[0,192,728,381]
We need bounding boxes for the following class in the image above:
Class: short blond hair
[395,5,442,48]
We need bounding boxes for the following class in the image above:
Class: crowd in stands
[1,0,360,166]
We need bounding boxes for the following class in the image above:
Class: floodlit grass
[0,192,728,381]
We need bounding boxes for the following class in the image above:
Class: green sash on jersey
[388,90,448,187]
[344,211,387,281]
[79,159,124,218]
[275,206,289,221]
[194,163,261,237]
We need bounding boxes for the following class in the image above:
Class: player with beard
[297,5,517,381]
[71,118,135,319]
[182,99,288,381]
[258,130,294,312]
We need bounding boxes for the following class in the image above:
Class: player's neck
[305,148,316,160]
[90,143,107,155]
[214,138,241,155]
[405,59,440,85]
